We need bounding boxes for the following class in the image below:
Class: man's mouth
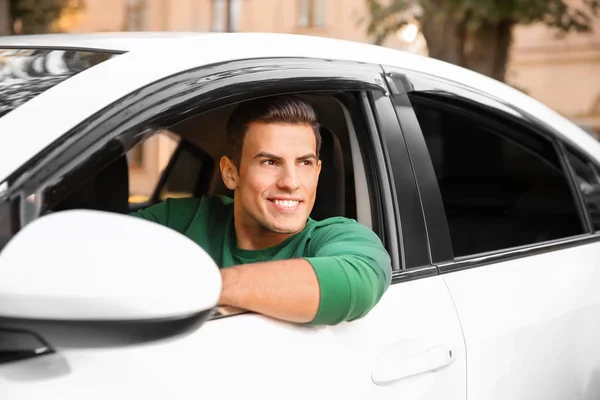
[269,198,302,212]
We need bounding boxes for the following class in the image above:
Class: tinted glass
[0,48,118,118]
[565,147,600,231]
[410,95,583,257]
[159,143,209,200]
[127,131,180,204]
[0,198,18,251]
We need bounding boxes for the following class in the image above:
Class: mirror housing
[0,210,221,348]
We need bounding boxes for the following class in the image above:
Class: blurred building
[509,19,600,139]
[69,0,404,47]
[67,1,599,136]
[60,0,600,197]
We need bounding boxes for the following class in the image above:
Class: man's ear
[220,156,239,190]
[317,159,322,176]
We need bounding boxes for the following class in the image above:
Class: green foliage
[366,0,600,45]
[10,0,85,34]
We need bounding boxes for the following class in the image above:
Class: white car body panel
[2,276,466,400]
[443,241,600,399]
[0,32,206,51]
[1,33,600,182]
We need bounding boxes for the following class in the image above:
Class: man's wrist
[218,267,235,306]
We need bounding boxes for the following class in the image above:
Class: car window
[0,48,118,118]
[127,133,214,206]
[127,130,179,204]
[155,142,214,201]
[565,146,600,231]
[409,94,584,257]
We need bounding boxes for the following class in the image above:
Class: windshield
[0,48,119,118]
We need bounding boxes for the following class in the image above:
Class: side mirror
[0,210,221,350]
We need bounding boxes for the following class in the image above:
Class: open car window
[0,48,119,118]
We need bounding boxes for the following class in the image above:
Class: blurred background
[1,0,599,198]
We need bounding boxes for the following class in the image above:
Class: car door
[1,58,466,400]
[384,66,600,399]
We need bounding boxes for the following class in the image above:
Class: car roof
[1,32,599,184]
[0,32,208,52]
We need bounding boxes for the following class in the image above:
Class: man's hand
[219,259,320,323]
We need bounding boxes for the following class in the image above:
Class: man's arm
[219,222,391,325]
[219,259,319,323]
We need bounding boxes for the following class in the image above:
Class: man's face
[222,121,321,236]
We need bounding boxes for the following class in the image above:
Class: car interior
[51,93,374,229]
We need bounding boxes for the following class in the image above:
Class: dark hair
[225,95,321,167]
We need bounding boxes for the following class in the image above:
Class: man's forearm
[219,259,320,323]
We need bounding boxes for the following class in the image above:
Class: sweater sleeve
[129,198,200,234]
[304,221,392,325]
[129,200,170,225]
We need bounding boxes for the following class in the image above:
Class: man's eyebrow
[297,154,318,161]
[254,152,283,161]
[253,152,317,161]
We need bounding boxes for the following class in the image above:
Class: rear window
[0,49,118,118]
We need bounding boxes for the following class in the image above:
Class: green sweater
[130,195,391,325]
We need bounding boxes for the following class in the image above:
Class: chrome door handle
[372,345,455,385]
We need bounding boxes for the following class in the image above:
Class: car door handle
[372,345,455,385]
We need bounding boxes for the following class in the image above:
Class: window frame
[368,85,432,273]
[3,58,421,276]
[383,65,596,274]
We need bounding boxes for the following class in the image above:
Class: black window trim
[360,91,423,274]
[392,69,598,274]
[383,68,453,265]
[341,90,437,282]
[369,80,433,271]
[437,233,600,274]
[349,91,404,272]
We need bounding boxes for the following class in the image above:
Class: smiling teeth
[273,200,299,207]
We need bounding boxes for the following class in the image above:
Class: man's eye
[263,160,276,166]
[301,160,313,166]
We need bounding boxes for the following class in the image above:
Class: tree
[366,0,600,82]
[7,0,85,35]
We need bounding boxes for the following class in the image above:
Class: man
[131,95,391,325]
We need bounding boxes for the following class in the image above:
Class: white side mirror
[0,210,221,348]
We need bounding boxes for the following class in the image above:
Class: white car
[1,32,599,400]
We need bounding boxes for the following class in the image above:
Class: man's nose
[277,166,300,191]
